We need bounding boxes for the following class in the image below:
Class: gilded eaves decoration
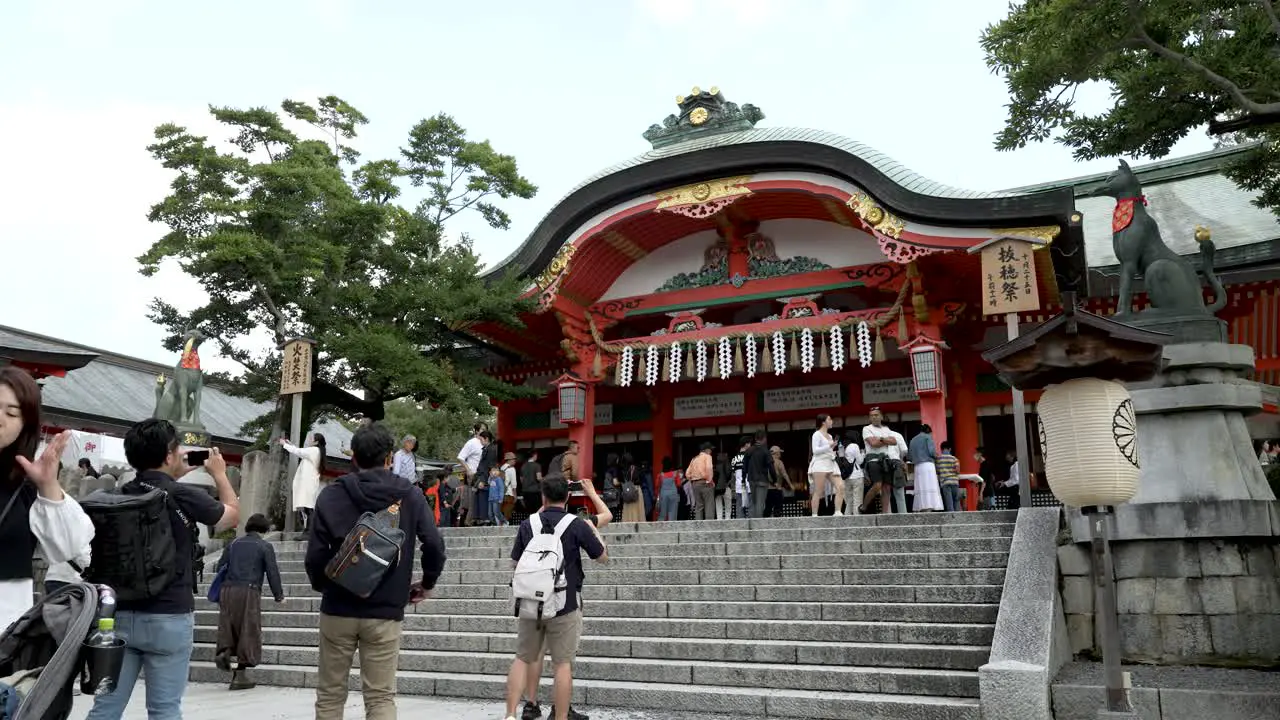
[655,175,753,219]
[993,226,1062,245]
[847,192,905,239]
[534,243,576,311]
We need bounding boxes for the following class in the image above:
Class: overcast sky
[0,0,1215,373]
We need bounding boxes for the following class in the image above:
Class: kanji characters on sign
[280,339,314,395]
[979,239,1041,315]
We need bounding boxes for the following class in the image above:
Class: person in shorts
[503,475,609,720]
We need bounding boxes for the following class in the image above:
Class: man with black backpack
[83,418,240,720]
[305,423,447,720]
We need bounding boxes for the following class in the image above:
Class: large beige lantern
[1038,378,1140,507]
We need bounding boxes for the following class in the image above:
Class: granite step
[194,597,1000,623]
[265,535,1015,561]
[190,645,981,697]
[214,514,1014,717]
[192,627,992,669]
[265,550,1011,573]
[194,610,995,645]
[260,522,1016,553]
[1051,661,1280,720]
[187,663,983,719]
[220,581,1005,603]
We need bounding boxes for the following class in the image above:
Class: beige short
[516,609,583,665]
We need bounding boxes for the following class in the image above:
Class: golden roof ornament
[643,87,765,149]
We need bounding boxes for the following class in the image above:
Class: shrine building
[465,89,1279,503]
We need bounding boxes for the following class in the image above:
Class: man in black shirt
[519,452,542,514]
[745,430,777,519]
[86,419,239,720]
[503,475,608,720]
[306,423,447,720]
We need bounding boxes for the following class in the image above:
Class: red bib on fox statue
[1112,195,1147,233]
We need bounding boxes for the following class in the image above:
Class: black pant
[764,489,784,518]
[44,580,70,595]
[522,492,541,513]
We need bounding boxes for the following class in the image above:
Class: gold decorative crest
[655,175,752,210]
[535,243,576,290]
[689,107,709,125]
[847,192,904,239]
[993,225,1061,245]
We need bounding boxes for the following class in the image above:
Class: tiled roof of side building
[0,326,353,459]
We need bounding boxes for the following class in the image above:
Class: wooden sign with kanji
[280,339,314,395]
[980,239,1041,315]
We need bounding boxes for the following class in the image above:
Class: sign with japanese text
[761,384,843,413]
[674,392,745,420]
[861,377,918,405]
[280,339,314,395]
[980,239,1041,315]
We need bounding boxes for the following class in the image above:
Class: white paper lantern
[1038,377,1141,507]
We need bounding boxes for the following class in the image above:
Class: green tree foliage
[982,0,1280,213]
[141,96,540,435]
[380,399,493,462]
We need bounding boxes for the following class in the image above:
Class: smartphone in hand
[185,450,210,466]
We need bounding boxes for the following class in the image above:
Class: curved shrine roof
[483,90,1076,286]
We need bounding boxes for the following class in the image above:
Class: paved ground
[69,682,742,720]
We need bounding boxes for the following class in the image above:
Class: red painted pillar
[650,387,672,478]
[951,352,981,510]
[567,377,596,481]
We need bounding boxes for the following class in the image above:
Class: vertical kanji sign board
[280,339,313,395]
[980,239,1041,316]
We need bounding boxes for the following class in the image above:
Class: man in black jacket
[305,423,447,720]
[745,430,777,519]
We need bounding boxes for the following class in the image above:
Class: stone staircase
[191,511,1018,719]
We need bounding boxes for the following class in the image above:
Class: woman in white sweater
[0,367,95,630]
[279,433,326,532]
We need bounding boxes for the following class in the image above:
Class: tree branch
[253,281,289,345]
[1126,0,1280,118]
[1256,0,1280,39]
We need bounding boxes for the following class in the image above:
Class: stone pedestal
[237,450,272,535]
[1127,313,1227,345]
[1060,342,1280,669]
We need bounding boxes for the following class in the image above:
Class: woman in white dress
[279,433,326,532]
[808,414,843,517]
[910,424,945,512]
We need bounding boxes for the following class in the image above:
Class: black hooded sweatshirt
[305,468,447,621]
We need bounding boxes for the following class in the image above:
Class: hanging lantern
[901,336,946,396]
[1038,378,1140,507]
[554,374,587,425]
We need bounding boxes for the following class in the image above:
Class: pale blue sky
[0,0,1214,371]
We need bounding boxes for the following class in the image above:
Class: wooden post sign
[980,239,1041,316]
[280,339,314,395]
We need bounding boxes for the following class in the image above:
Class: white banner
[761,384,843,413]
[862,377,918,405]
[674,393,745,420]
[550,404,613,429]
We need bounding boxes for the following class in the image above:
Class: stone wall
[1059,538,1280,666]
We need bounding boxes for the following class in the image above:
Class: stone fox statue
[1098,159,1226,317]
[152,329,206,426]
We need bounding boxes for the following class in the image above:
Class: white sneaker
[833,510,844,516]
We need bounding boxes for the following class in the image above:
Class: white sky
[0,0,1215,374]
